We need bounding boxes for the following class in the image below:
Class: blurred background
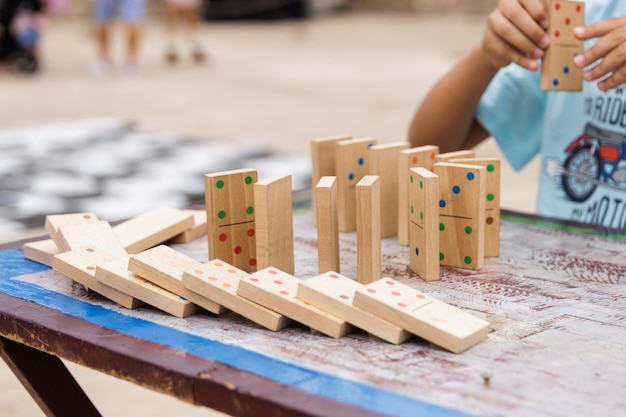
[0,1,540,416]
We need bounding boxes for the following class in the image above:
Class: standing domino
[353,278,490,353]
[409,167,440,281]
[204,169,258,272]
[356,175,381,285]
[315,176,340,274]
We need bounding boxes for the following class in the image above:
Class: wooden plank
[182,259,291,331]
[315,176,340,274]
[204,168,258,272]
[254,174,294,274]
[310,134,351,226]
[237,267,352,338]
[44,212,100,250]
[356,175,381,285]
[335,137,377,232]
[409,167,440,281]
[433,162,486,270]
[397,145,439,246]
[450,158,501,257]
[541,0,584,91]
[96,256,200,318]
[113,206,195,254]
[128,245,223,315]
[353,278,490,353]
[296,271,412,344]
[370,142,409,238]
[52,247,142,309]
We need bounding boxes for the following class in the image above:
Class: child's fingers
[583,42,626,87]
[501,0,550,47]
[483,27,541,70]
[574,20,626,70]
[487,8,545,61]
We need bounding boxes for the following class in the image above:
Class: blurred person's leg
[121,0,145,72]
[92,0,114,74]
[163,0,180,64]
[184,0,205,62]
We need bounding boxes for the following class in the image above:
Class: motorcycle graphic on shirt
[560,123,626,202]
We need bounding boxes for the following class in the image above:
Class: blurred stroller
[0,0,43,73]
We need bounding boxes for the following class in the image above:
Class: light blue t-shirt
[477,0,626,229]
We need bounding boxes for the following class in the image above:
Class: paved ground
[0,10,539,416]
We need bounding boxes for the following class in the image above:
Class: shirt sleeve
[476,65,547,171]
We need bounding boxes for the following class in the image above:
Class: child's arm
[573,15,626,91]
[408,0,550,150]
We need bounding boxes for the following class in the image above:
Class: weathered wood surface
[6,212,626,417]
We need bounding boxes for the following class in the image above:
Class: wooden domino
[57,221,127,257]
[434,162,486,270]
[434,150,476,163]
[169,209,207,243]
[113,206,194,254]
[397,145,440,246]
[296,271,412,344]
[409,167,440,281]
[311,134,351,226]
[356,175,381,285]
[182,259,291,331]
[254,174,295,274]
[237,267,352,338]
[96,256,200,318]
[450,158,501,257]
[128,245,223,315]
[353,278,490,353]
[52,247,142,309]
[315,176,340,274]
[335,137,377,232]
[370,142,410,238]
[44,212,100,250]
[23,238,60,267]
[204,168,258,272]
[541,0,585,91]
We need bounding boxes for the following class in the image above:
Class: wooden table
[1,210,625,417]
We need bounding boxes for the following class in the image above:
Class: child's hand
[573,16,626,91]
[482,0,550,71]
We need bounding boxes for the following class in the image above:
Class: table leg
[0,336,102,417]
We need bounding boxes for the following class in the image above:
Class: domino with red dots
[254,174,295,274]
[353,278,490,353]
[450,158,501,257]
[370,141,410,238]
[434,150,476,164]
[397,145,440,246]
[56,221,128,257]
[52,247,142,309]
[112,206,195,254]
[356,175,381,285]
[541,0,585,91]
[237,267,352,338]
[311,134,351,226]
[45,212,100,250]
[409,167,440,281]
[335,137,378,232]
[433,162,486,270]
[128,245,223,315]
[296,271,412,344]
[204,168,258,272]
[315,176,340,274]
[182,259,292,331]
[96,255,200,318]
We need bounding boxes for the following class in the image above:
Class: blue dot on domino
[358,157,364,165]
[466,172,475,181]
[348,173,355,181]
[553,78,559,87]
[452,185,461,194]
[439,199,446,208]
[563,66,570,74]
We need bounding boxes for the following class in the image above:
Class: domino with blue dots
[541,0,585,91]
[433,162,486,270]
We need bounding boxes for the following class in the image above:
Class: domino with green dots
[433,162,486,270]
[409,167,440,281]
[451,158,501,257]
[204,168,258,272]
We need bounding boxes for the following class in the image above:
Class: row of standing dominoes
[311,136,501,282]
